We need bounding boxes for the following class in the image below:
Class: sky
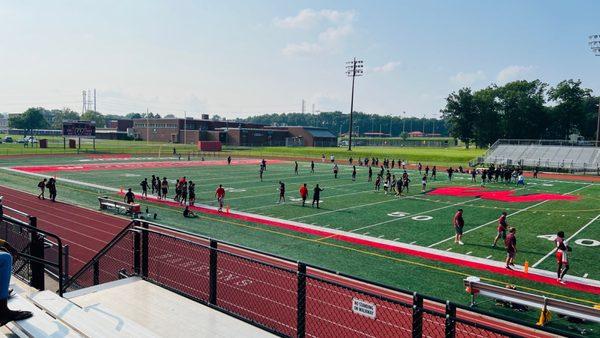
[1,0,600,119]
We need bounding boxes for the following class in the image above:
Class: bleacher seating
[482,140,600,170]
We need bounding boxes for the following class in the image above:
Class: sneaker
[506,266,512,270]
[458,241,464,245]
[559,280,566,285]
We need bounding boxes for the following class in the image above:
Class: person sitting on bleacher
[0,239,33,326]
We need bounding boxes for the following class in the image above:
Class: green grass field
[0,155,598,335]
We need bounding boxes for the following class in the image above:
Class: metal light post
[589,35,600,145]
[346,58,364,151]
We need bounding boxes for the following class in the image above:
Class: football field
[2,155,599,329]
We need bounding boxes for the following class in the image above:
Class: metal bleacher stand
[464,277,600,325]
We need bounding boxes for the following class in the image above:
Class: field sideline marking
[428,184,594,248]
[531,213,600,268]
[2,169,598,302]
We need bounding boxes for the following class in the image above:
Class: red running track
[0,185,129,272]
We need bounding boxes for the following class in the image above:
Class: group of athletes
[453,208,571,283]
[121,156,572,284]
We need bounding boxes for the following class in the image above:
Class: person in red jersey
[554,231,570,284]
[493,211,509,248]
[453,209,465,245]
[299,183,308,207]
[504,227,517,269]
[215,184,226,212]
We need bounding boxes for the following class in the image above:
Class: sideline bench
[464,276,600,324]
[98,196,140,216]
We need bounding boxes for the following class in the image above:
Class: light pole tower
[346,58,364,151]
[589,35,600,145]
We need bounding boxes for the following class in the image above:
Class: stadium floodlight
[589,35,600,145]
[346,58,364,151]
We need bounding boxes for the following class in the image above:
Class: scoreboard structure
[62,121,96,137]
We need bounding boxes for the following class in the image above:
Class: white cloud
[450,70,486,86]
[274,9,355,29]
[373,61,402,73]
[282,42,323,56]
[276,9,356,56]
[496,65,534,83]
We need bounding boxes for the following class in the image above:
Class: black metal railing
[62,219,574,337]
[0,202,67,296]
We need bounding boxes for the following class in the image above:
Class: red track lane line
[131,193,600,296]
[11,159,285,173]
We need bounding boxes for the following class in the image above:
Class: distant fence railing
[0,199,67,295]
[63,220,568,337]
[495,139,600,147]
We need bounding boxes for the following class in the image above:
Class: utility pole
[82,91,86,114]
[588,35,600,145]
[184,111,187,144]
[422,114,426,133]
[93,89,97,111]
[302,99,305,114]
[345,58,364,151]
[146,108,149,145]
[402,111,406,133]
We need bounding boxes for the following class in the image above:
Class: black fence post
[29,217,45,291]
[209,240,218,306]
[93,261,100,285]
[141,222,149,278]
[412,292,423,338]
[133,231,141,275]
[296,262,306,338]
[445,301,456,338]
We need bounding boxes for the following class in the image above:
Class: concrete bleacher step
[7,293,81,338]
[29,291,159,338]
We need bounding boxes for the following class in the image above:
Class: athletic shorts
[506,250,516,259]
[497,229,506,239]
[161,188,167,195]
[454,226,463,235]
[556,250,568,264]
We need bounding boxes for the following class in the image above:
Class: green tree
[9,107,50,132]
[81,110,106,127]
[495,80,547,139]
[472,86,500,148]
[441,88,476,148]
[126,112,143,119]
[547,79,592,139]
[51,108,80,129]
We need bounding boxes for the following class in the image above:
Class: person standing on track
[504,227,517,269]
[151,175,157,195]
[124,188,135,204]
[310,160,315,173]
[294,161,299,175]
[46,178,57,202]
[227,156,232,165]
[312,184,323,208]
[161,177,168,200]
[299,183,308,207]
[453,208,465,245]
[277,181,286,204]
[188,181,196,206]
[493,211,509,247]
[37,178,47,200]
[215,184,226,212]
[140,178,149,199]
[555,231,571,284]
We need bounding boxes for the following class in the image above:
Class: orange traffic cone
[524,261,529,274]
[226,204,230,213]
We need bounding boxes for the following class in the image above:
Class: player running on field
[492,211,509,247]
[277,181,286,204]
[402,173,410,193]
[555,231,570,284]
[259,164,264,182]
[421,174,427,192]
[310,160,315,173]
[333,164,339,179]
[299,183,308,207]
[215,184,226,212]
[453,209,465,245]
[37,178,47,200]
[504,227,517,269]
[368,165,373,182]
[431,166,437,180]
[374,174,382,191]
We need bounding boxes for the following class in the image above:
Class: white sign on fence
[352,298,377,319]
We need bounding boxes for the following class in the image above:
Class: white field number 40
[537,235,600,247]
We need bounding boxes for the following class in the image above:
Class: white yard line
[428,184,593,248]
[531,213,600,268]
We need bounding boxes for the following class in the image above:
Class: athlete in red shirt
[493,212,509,247]
[299,184,308,207]
[215,184,226,212]
[453,209,465,245]
[504,227,517,269]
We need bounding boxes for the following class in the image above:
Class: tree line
[442,79,599,148]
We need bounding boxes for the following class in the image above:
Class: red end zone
[12,159,284,173]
